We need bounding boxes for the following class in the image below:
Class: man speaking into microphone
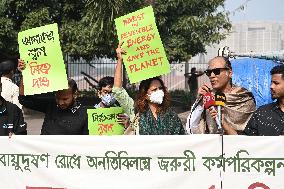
[186,57,256,134]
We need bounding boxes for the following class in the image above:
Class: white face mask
[148,89,164,104]
[101,94,116,106]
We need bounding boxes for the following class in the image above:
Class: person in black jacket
[18,59,88,135]
[0,81,27,136]
[184,67,204,104]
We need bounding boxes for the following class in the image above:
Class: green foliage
[0,17,17,59]
[0,0,86,59]
[153,0,231,61]
[0,0,231,62]
[84,0,144,58]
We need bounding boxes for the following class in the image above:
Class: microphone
[215,92,226,131]
[191,86,212,112]
[203,92,215,109]
[203,92,218,133]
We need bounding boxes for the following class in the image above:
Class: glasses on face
[204,68,229,77]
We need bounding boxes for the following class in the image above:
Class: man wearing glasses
[186,56,256,134]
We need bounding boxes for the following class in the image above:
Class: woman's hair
[135,77,171,114]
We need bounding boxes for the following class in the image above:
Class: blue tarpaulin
[231,58,280,108]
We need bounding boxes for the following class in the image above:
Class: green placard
[115,6,170,83]
[18,23,68,95]
[87,107,125,135]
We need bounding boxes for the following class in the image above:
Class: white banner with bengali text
[0,135,283,189]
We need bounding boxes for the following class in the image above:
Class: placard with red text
[115,6,170,83]
[18,23,68,95]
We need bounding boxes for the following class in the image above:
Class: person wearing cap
[0,59,22,109]
[0,81,27,136]
[186,56,256,135]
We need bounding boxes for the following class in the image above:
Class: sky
[225,0,284,22]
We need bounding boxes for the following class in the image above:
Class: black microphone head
[215,92,226,107]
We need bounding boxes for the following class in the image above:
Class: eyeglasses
[204,68,229,76]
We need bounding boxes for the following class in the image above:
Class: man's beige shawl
[192,86,256,134]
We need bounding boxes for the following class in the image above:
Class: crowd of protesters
[0,43,283,137]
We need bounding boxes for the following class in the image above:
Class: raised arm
[114,42,125,88]
[17,59,25,95]
[112,43,135,122]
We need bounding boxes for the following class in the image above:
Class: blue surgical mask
[101,94,116,106]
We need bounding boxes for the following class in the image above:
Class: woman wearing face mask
[95,76,130,130]
[112,43,185,135]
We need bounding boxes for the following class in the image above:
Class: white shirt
[1,77,22,109]
[186,100,221,134]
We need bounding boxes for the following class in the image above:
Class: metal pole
[185,60,189,90]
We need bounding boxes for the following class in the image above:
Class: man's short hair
[0,59,16,76]
[220,56,232,70]
[209,56,232,70]
[68,78,78,93]
[97,76,114,90]
[270,64,284,79]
